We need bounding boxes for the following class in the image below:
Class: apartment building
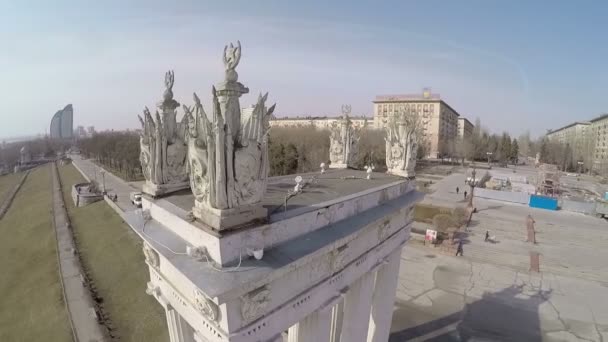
[373,88,464,158]
[458,117,474,140]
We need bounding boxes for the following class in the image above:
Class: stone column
[340,272,375,342]
[367,249,402,342]
[287,309,332,342]
[166,305,196,342]
[329,300,344,342]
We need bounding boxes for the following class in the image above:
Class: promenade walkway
[50,162,107,342]
[70,155,139,212]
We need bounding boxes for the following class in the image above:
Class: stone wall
[71,183,103,207]
[560,199,597,215]
[475,188,531,205]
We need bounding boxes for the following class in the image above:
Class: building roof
[547,121,590,134]
[270,115,369,121]
[373,93,441,102]
[373,89,461,117]
[589,113,608,123]
[458,117,473,126]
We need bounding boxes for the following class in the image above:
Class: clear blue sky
[1,0,606,139]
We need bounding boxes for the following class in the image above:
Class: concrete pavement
[393,167,608,341]
[70,155,140,212]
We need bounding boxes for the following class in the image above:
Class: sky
[1,0,607,139]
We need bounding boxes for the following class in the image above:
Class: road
[70,155,140,212]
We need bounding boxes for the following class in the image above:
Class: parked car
[130,192,142,207]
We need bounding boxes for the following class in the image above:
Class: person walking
[456,240,464,256]
[456,186,460,194]
[485,230,490,242]
[464,191,468,199]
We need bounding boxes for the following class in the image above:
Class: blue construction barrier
[529,195,558,210]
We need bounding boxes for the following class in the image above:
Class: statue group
[328,103,418,179]
[138,41,275,230]
[138,70,190,196]
[138,41,417,230]
[385,106,418,178]
[328,105,365,169]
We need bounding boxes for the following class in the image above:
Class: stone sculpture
[194,289,219,322]
[385,106,419,178]
[241,285,271,324]
[184,41,276,230]
[329,104,365,169]
[138,71,190,196]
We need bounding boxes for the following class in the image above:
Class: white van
[130,192,142,208]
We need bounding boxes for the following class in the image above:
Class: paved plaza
[392,167,608,341]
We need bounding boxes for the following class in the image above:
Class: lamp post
[100,170,106,195]
[468,167,476,210]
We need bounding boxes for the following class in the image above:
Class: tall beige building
[546,121,592,169]
[373,89,463,158]
[546,115,606,173]
[589,114,608,173]
[457,117,474,140]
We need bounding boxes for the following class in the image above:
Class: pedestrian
[485,230,490,242]
[456,186,460,194]
[456,240,464,256]
[464,191,468,199]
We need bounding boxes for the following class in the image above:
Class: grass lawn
[0,165,72,341]
[414,203,452,223]
[58,163,168,341]
[0,171,22,200]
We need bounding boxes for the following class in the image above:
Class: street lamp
[100,170,106,195]
[468,167,476,210]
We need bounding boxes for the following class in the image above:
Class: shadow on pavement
[390,285,551,342]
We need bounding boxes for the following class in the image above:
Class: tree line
[0,138,71,170]
[71,118,593,183]
[77,132,143,181]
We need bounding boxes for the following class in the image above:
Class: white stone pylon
[287,309,332,342]
[367,249,402,342]
[339,271,375,342]
[166,306,196,342]
[329,301,344,342]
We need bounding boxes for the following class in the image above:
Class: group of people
[454,230,493,257]
[455,187,467,200]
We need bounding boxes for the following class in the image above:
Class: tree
[540,138,549,163]
[511,138,519,163]
[498,133,512,164]
[518,131,531,158]
[283,143,299,175]
[269,140,285,176]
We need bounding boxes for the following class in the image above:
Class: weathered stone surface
[385,107,418,178]
[138,70,189,197]
[329,105,365,169]
[183,41,276,230]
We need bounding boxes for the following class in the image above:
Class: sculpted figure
[185,42,276,230]
[328,104,365,169]
[385,106,418,178]
[138,70,189,196]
